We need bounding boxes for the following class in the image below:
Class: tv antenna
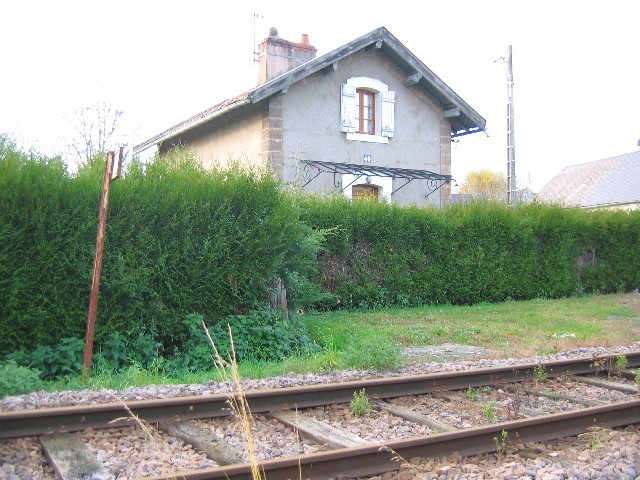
[253,13,264,63]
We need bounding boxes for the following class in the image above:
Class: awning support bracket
[390,177,413,195]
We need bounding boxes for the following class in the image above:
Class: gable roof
[536,151,640,208]
[134,26,486,155]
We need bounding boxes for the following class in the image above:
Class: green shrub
[210,308,319,363]
[165,310,320,374]
[13,337,85,380]
[0,360,43,398]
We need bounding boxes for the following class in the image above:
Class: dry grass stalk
[202,320,264,480]
[108,402,157,448]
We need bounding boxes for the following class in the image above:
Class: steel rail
[1,350,638,439]
[143,398,640,480]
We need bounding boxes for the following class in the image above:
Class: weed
[466,386,479,401]
[350,389,372,416]
[579,426,609,450]
[318,350,340,371]
[493,429,508,457]
[506,387,522,420]
[615,354,628,373]
[534,364,547,383]
[482,400,495,423]
[635,370,640,386]
[433,326,447,336]
[590,355,607,371]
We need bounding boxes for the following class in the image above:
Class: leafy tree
[458,170,507,202]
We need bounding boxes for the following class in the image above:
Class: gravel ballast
[1,342,639,479]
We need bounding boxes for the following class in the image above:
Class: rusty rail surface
[1,350,638,439]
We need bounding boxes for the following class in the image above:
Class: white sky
[2,0,639,192]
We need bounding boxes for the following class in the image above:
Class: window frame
[356,88,376,135]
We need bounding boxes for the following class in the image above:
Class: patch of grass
[341,334,401,371]
[305,293,640,358]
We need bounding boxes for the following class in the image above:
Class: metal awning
[300,160,453,198]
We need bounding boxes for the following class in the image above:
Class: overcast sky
[2,0,639,192]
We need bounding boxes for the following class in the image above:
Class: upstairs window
[357,89,375,135]
[341,77,395,143]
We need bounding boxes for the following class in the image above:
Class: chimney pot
[258,28,317,85]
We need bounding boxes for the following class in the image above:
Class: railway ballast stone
[403,343,492,361]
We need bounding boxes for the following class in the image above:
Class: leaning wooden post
[83,148,122,381]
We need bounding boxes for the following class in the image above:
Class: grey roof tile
[537,151,640,208]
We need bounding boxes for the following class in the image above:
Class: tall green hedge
[0,139,314,354]
[2,135,639,355]
[299,194,640,309]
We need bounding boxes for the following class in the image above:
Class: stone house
[134,26,486,207]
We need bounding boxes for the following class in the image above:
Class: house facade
[537,151,640,211]
[134,27,486,207]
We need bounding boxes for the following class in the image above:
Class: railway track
[1,351,639,479]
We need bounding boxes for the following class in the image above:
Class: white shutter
[380,90,395,137]
[340,84,357,133]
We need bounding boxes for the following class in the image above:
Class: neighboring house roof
[134,26,486,155]
[536,151,640,209]
[450,193,472,204]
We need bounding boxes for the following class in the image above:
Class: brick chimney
[258,27,317,85]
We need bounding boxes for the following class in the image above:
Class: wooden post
[83,148,122,380]
[270,277,289,320]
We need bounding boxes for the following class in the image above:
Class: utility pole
[506,45,517,206]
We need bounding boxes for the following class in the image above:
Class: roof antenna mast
[253,13,264,63]
[506,45,517,206]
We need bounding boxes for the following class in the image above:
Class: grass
[20,293,640,394]
[304,293,640,357]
